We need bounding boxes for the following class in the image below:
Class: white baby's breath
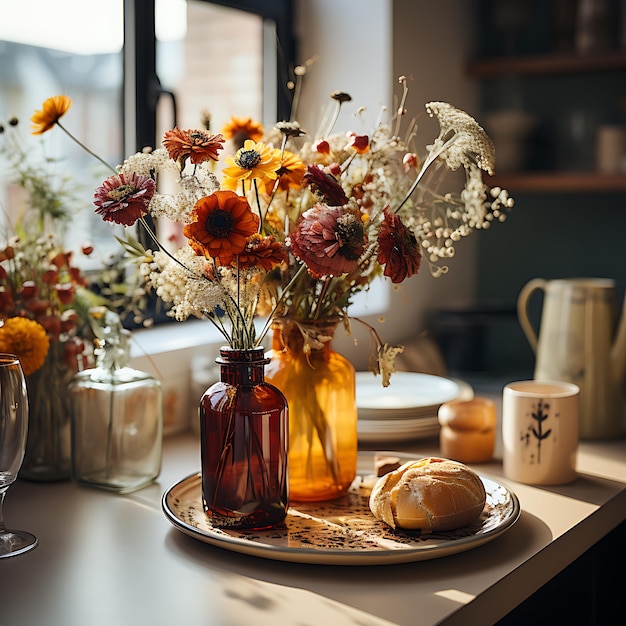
[119,147,220,222]
[143,247,223,321]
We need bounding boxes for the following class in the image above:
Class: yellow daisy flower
[221,140,282,194]
[0,317,50,376]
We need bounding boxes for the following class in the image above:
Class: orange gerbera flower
[234,234,287,271]
[183,190,260,265]
[221,116,264,147]
[30,95,73,135]
[0,317,50,375]
[266,150,306,194]
[221,140,282,194]
[162,127,225,167]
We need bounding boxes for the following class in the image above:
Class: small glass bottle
[200,347,289,529]
[69,309,162,493]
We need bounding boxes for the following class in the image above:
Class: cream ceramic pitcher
[517,278,626,439]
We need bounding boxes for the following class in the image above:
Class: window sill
[129,319,225,436]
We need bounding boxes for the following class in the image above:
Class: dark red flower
[55,284,75,305]
[41,269,59,285]
[51,251,72,269]
[403,152,419,172]
[39,314,62,339]
[376,208,422,283]
[289,204,366,278]
[313,139,330,154]
[25,298,51,315]
[19,280,38,299]
[68,266,87,286]
[0,246,15,262]
[347,132,369,154]
[303,164,348,206]
[0,286,14,311]
[94,173,156,226]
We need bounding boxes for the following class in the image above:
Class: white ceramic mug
[502,380,580,485]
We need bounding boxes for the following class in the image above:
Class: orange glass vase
[265,318,358,502]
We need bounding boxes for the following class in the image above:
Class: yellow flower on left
[0,318,50,375]
[30,95,73,135]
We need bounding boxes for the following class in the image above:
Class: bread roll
[369,457,486,531]
[438,397,497,463]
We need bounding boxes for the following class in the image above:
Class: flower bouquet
[31,67,512,502]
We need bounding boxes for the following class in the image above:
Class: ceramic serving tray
[162,452,520,566]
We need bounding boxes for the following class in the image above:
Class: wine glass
[0,353,38,558]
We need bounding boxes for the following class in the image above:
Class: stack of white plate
[356,371,474,443]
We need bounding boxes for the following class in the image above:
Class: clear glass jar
[69,310,162,493]
[200,347,289,529]
[21,337,92,482]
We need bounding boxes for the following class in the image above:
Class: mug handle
[517,278,547,353]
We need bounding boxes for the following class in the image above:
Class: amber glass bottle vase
[200,347,289,529]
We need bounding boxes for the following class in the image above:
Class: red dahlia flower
[376,208,422,283]
[303,164,348,206]
[289,204,366,278]
[94,173,156,226]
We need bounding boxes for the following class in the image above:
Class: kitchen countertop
[2,403,625,626]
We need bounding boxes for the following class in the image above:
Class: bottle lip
[216,346,269,365]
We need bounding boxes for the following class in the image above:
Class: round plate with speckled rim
[162,453,520,565]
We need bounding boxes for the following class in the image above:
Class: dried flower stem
[392,76,409,139]
[256,262,308,341]
[56,121,116,174]
[394,131,459,214]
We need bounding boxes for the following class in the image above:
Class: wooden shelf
[489,172,626,193]
[468,52,626,78]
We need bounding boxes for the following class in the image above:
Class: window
[1,0,295,310]
[128,0,295,155]
[0,0,124,268]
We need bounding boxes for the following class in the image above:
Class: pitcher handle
[517,278,547,353]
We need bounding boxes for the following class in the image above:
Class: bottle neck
[217,347,268,386]
[271,318,339,354]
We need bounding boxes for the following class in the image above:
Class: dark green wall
[476,191,626,374]
[468,0,626,376]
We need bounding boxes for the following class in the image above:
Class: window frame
[121,0,295,323]
[123,0,296,155]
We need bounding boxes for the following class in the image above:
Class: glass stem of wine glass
[0,487,9,534]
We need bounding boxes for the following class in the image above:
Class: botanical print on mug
[517,398,557,466]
